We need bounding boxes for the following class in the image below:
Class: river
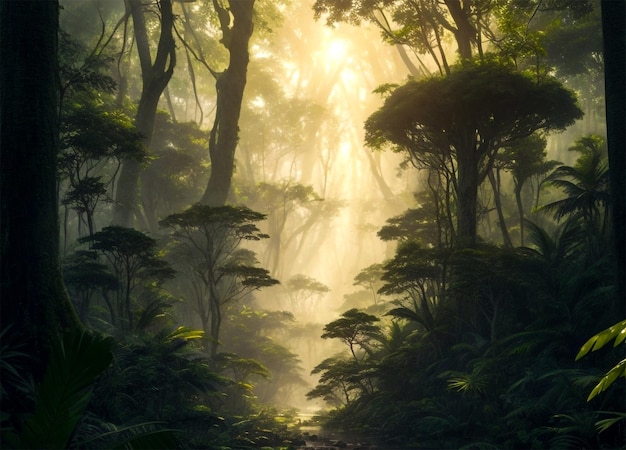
[294,414,414,450]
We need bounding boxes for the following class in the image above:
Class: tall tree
[160,204,277,357]
[112,0,176,227]
[365,60,582,246]
[201,0,256,206]
[497,133,553,247]
[542,135,610,260]
[0,0,81,376]
[601,0,625,303]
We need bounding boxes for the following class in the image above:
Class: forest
[0,0,624,449]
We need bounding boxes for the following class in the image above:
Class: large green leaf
[18,330,113,449]
[576,319,626,360]
[586,359,626,401]
[575,319,626,402]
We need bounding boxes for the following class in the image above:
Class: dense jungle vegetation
[1,0,624,449]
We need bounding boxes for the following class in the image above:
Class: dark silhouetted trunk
[444,0,475,60]
[1,0,81,380]
[601,0,625,304]
[113,0,175,227]
[455,140,480,247]
[514,184,525,247]
[201,0,255,206]
[488,169,513,248]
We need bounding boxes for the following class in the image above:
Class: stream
[294,414,413,450]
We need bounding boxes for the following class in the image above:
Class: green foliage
[2,330,113,449]
[80,226,157,257]
[321,309,382,360]
[595,412,626,434]
[499,133,552,187]
[220,307,306,408]
[58,29,117,99]
[60,99,145,165]
[366,58,582,244]
[542,135,609,224]
[38,3,624,449]
[75,421,184,450]
[286,274,329,293]
[309,309,385,408]
[576,319,626,401]
[540,135,610,262]
[58,96,145,237]
[89,328,226,426]
[313,210,623,447]
[254,182,322,208]
[161,204,276,357]
[161,204,268,240]
[379,241,443,297]
[307,357,373,406]
[377,203,440,245]
[576,319,626,361]
[539,3,602,77]
[365,59,582,155]
[585,360,626,402]
[142,112,210,221]
[0,326,31,404]
[76,227,175,335]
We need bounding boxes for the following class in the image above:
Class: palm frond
[595,411,626,433]
[18,330,113,449]
[576,319,626,360]
[586,359,626,401]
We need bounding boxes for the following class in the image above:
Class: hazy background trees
[1,0,622,447]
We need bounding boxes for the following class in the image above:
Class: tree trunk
[455,146,479,247]
[601,0,625,305]
[0,0,81,380]
[113,0,176,227]
[201,0,255,206]
[514,185,525,247]
[209,287,222,359]
[443,0,475,60]
[487,169,513,248]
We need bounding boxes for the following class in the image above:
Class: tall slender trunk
[488,169,513,248]
[514,185,525,247]
[209,287,222,358]
[113,0,175,227]
[201,0,255,206]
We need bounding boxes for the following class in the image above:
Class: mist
[1,0,622,448]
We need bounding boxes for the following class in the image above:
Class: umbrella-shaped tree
[365,59,583,247]
[160,204,278,357]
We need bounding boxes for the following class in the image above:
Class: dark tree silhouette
[160,204,277,357]
[78,226,174,334]
[601,0,625,303]
[366,60,582,247]
[1,0,81,377]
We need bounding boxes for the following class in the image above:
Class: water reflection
[295,414,413,450]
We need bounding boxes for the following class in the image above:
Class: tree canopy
[366,59,583,245]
